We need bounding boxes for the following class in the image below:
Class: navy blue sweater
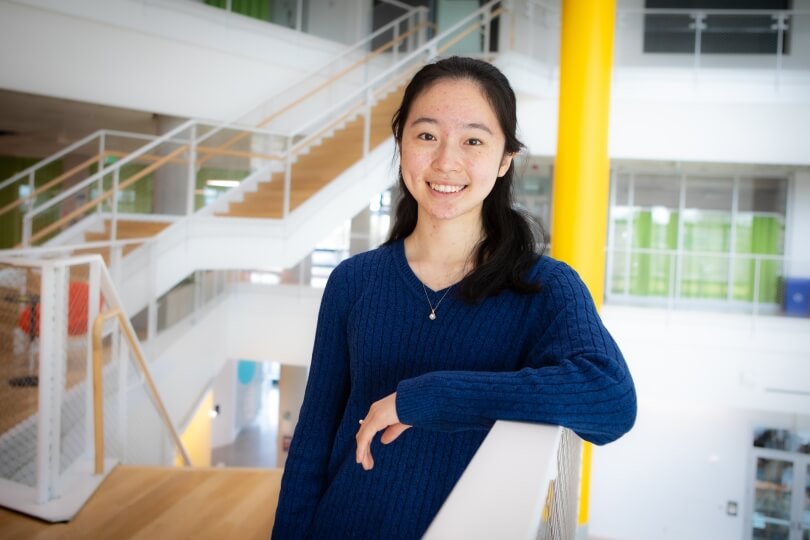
[272,240,636,539]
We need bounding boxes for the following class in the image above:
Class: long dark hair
[385,56,544,303]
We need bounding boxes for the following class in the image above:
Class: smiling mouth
[429,183,466,194]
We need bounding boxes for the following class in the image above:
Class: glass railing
[606,246,810,316]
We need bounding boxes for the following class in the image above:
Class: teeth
[430,183,464,193]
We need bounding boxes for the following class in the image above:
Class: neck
[408,211,482,263]
[404,211,483,290]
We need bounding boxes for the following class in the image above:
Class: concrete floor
[211,380,280,468]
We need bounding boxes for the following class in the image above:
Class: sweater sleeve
[395,263,637,445]
[271,264,352,539]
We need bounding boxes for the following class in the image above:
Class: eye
[466,138,483,146]
[417,132,436,141]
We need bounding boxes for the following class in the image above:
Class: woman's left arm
[392,263,637,446]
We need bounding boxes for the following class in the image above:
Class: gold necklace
[420,282,453,321]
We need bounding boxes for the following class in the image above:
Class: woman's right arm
[271,264,352,539]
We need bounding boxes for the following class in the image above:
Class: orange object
[18,282,101,337]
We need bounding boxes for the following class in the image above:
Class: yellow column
[550,0,616,529]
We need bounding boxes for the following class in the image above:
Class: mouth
[429,183,466,194]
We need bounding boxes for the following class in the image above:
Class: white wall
[589,305,810,540]
[306,0,371,45]
[227,283,323,367]
[211,358,238,448]
[0,0,348,120]
[501,59,810,167]
[125,295,230,464]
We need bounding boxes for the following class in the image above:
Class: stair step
[221,83,406,217]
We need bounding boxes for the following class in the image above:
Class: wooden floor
[0,465,282,540]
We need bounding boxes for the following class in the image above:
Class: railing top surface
[424,422,563,540]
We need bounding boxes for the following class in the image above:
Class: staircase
[218,85,404,219]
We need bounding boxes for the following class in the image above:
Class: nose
[432,141,460,173]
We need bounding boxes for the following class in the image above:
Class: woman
[272,56,636,539]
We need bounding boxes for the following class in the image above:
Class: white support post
[85,260,101,462]
[363,89,372,158]
[22,213,32,248]
[728,176,739,302]
[753,256,761,318]
[36,263,67,503]
[187,124,197,216]
[605,170,617,301]
[283,137,293,218]
[111,169,119,244]
[773,13,787,90]
[146,243,159,354]
[116,322,128,463]
[110,244,123,288]
[691,12,705,85]
[98,132,106,214]
[296,0,303,32]
[483,9,491,58]
[622,173,635,296]
[675,173,687,301]
[394,23,400,65]
[527,2,534,58]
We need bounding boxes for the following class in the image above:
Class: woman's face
[400,78,513,225]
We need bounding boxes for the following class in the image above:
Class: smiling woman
[271,57,637,540]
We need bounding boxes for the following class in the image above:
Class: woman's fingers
[355,392,410,471]
[381,423,411,444]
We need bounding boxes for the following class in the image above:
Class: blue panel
[237,360,257,384]
[783,278,810,317]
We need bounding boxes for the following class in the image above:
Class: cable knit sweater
[271,240,636,539]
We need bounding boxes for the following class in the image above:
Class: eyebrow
[410,117,493,135]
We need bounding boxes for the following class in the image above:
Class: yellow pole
[550,0,616,529]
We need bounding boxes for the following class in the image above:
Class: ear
[497,153,514,178]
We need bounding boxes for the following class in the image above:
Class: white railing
[0,254,190,522]
[614,7,810,88]
[605,246,810,316]
[6,0,501,252]
[425,423,579,540]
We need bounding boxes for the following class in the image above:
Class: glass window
[606,167,789,308]
[643,1,791,55]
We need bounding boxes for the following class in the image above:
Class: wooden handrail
[195,146,284,161]
[92,307,192,474]
[0,155,100,220]
[105,150,189,166]
[27,145,187,246]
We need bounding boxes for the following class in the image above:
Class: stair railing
[11,0,507,254]
[0,253,191,522]
[0,130,167,222]
[10,10,431,250]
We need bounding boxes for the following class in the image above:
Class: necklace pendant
[429,311,436,321]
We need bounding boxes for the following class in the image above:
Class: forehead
[407,78,501,132]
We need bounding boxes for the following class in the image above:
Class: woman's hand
[356,392,411,471]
